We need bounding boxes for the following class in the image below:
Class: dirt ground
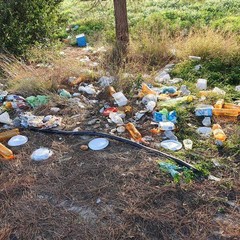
[0,130,239,240]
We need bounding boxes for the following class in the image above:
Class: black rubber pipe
[29,128,200,173]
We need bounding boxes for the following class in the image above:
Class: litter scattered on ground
[0,47,239,184]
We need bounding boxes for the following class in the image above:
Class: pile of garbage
[0,53,239,166]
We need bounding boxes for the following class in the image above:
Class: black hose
[29,128,200,173]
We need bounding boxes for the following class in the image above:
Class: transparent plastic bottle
[0,129,20,142]
[0,143,14,160]
[108,86,116,96]
[213,108,239,117]
[125,123,142,141]
[212,124,226,142]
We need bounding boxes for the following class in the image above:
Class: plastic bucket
[76,34,87,47]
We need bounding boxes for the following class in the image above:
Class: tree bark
[113,0,129,53]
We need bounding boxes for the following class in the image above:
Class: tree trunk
[113,0,129,53]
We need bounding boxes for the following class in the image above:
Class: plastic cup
[183,139,193,150]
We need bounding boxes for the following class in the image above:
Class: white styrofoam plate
[160,140,182,151]
[88,138,109,151]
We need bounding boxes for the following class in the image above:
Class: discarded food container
[183,139,193,150]
[88,138,109,150]
[76,34,87,47]
[195,105,213,117]
[146,101,156,112]
[212,124,226,142]
[0,112,12,124]
[212,87,226,96]
[159,121,175,131]
[125,123,142,142]
[31,148,53,161]
[0,143,14,160]
[8,135,28,147]
[112,92,128,107]
[196,79,207,90]
[196,127,212,138]
[0,128,20,142]
[160,140,182,151]
[202,117,211,127]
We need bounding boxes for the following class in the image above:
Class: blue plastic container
[76,34,87,47]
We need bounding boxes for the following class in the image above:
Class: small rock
[50,107,60,113]
[80,145,89,151]
[87,119,100,125]
[117,126,125,133]
[73,93,81,97]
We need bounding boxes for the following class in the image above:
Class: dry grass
[173,28,240,63]
[0,47,103,97]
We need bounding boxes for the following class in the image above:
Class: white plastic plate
[88,138,109,150]
[160,140,182,151]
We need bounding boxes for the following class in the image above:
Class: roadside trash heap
[0,54,239,165]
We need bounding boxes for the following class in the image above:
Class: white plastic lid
[160,140,182,151]
[8,135,28,147]
[88,138,109,150]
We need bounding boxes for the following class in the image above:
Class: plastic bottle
[213,108,239,117]
[0,129,20,142]
[223,103,240,111]
[108,86,116,96]
[138,83,157,97]
[212,124,226,142]
[0,143,14,160]
[214,99,224,109]
[196,79,207,90]
[125,123,142,141]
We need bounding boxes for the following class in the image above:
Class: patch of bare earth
[0,130,239,240]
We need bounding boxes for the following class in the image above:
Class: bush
[0,0,63,55]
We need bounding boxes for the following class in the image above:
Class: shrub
[0,0,63,55]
